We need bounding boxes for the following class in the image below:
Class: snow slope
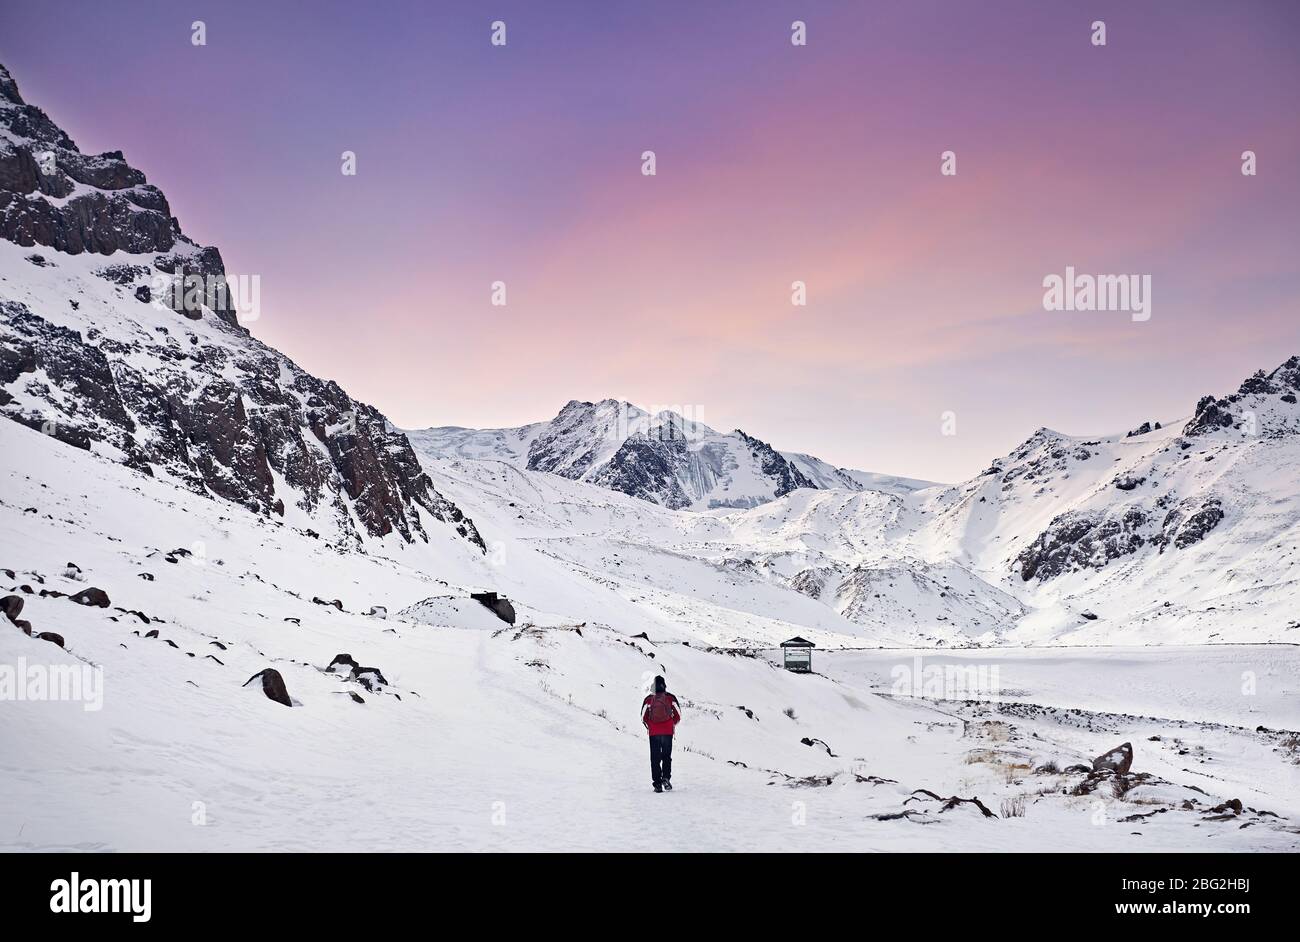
[4,419,1297,851]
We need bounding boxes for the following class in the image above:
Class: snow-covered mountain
[410,399,932,512]
[0,62,482,551]
[410,357,1300,648]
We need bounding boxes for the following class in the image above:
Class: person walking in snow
[641,675,682,793]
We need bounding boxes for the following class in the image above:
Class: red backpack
[647,693,675,724]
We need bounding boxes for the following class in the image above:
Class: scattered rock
[325,653,388,692]
[37,631,64,648]
[354,667,388,692]
[470,591,516,625]
[1206,798,1243,816]
[1092,742,1134,775]
[904,789,996,818]
[366,605,387,618]
[243,668,292,707]
[854,773,899,786]
[800,736,837,757]
[1,594,23,622]
[69,587,110,607]
[327,653,360,675]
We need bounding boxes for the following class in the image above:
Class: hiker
[641,675,682,792]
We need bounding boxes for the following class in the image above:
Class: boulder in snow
[1,594,23,622]
[1091,741,1133,775]
[470,591,516,625]
[243,668,292,707]
[69,587,110,607]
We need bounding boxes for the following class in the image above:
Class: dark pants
[649,734,673,785]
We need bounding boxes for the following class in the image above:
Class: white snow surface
[3,420,1298,852]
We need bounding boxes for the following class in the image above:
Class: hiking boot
[653,782,663,793]
[663,781,673,791]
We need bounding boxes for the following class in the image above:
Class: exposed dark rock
[36,631,64,647]
[69,586,110,607]
[327,653,360,674]
[800,737,837,757]
[903,789,996,818]
[1183,395,1237,437]
[1152,497,1224,552]
[1015,507,1149,581]
[243,668,292,707]
[13,619,32,635]
[470,591,516,625]
[354,667,388,692]
[325,653,387,692]
[68,584,109,605]
[1205,798,1242,816]
[1092,741,1134,775]
[1,594,22,622]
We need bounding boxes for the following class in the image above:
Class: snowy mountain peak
[1184,355,1300,439]
[409,399,928,512]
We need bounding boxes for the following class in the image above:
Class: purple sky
[2,0,1298,481]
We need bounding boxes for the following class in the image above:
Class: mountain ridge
[408,397,935,512]
[0,60,484,550]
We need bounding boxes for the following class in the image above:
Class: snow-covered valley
[3,421,1298,851]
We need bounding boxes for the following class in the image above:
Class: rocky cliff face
[0,61,483,551]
